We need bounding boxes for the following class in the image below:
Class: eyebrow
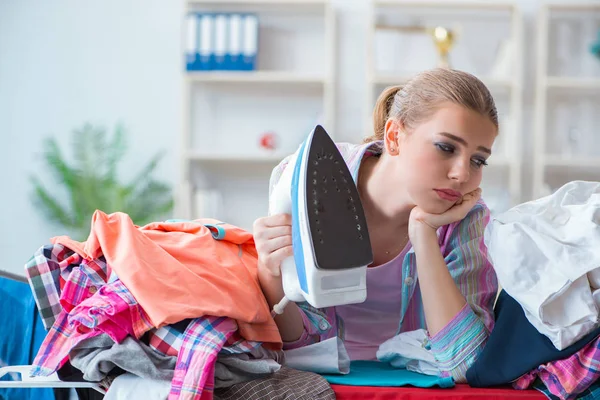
[439,132,492,155]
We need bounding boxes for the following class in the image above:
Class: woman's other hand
[409,188,482,237]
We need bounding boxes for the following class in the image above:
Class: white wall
[0,0,552,275]
[0,0,184,274]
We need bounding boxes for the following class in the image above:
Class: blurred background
[1,0,599,276]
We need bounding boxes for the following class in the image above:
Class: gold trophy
[428,26,455,69]
[375,24,457,69]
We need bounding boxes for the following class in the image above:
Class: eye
[471,158,488,168]
[435,143,455,153]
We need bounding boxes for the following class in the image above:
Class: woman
[253,68,499,382]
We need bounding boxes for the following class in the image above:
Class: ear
[384,119,402,155]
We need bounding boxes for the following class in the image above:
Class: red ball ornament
[259,132,278,151]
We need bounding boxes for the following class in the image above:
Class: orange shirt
[52,211,281,348]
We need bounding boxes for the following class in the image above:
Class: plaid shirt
[514,336,600,400]
[25,244,265,399]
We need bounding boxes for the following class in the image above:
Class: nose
[448,158,470,183]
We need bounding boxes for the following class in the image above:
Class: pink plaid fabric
[31,279,153,376]
[169,317,236,400]
[26,243,274,399]
[513,335,600,399]
[27,245,186,357]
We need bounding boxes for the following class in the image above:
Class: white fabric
[589,268,600,290]
[104,373,170,400]
[283,336,350,374]
[376,329,440,376]
[485,180,600,350]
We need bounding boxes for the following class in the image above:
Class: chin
[419,202,453,215]
[413,192,457,215]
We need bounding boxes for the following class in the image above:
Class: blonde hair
[365,68,499,145]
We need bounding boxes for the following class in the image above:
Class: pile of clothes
[25,211,335,400]
[22,180,600,400]
[467,180,600,400]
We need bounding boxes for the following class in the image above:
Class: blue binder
[213,13,227,70]
[241,13,258,71]
[197,13,214,71]
[185,13,198,71]
[225,14,243,70]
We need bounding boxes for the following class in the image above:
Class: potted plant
[30,123,174,240]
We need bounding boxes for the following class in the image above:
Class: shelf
[371,73,514,91]
[186,0,328,12]
[545,3,600,11]
[373,1,515,10]
[179,0,336,223]
[187,71,327,85]
[187,151,286,164]
[546,77,600,90]
[544,156,600,168]
[188,0,327,4]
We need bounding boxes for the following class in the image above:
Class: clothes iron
[270,125,373,313]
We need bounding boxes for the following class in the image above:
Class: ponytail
[364,85,402,143]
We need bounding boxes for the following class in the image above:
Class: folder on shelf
[213,13,228,70]
[198,13,214,71]
[226,13,243,70]
[241,14,258,71]
[185,13,198,71]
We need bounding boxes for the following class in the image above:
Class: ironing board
[331,383,547,400]
[0,270,106,395]
[0,365,105,394]
[0,367,546,400]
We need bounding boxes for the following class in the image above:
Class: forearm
[258,267,305,342]
[411,225,467,336]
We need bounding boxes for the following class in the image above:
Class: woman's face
[387,102,498,214]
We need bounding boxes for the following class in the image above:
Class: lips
[434,189,462,201]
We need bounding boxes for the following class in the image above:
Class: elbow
[436,338,486,384]
[440,364,469,384]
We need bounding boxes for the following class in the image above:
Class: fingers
[463,188,482,204]
[260,235,293,255]
[253,214,292,235]
[254,225,292,241]
[453,188,481,216]
[253,213,294,277]
[261,245,294,276]
[263,213,292,227]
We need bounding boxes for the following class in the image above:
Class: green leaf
[30,123,174,237]
[30,176,75,228]
[106,123,127,182]
[43,137,78,191]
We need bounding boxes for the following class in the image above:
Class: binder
[197,13,214,71]
[185,13,198,71]
[213,13,228,70]
[226,14,243,70]
[241,14,258,71]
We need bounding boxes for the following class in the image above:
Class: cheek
[467,169,484,190]
[408,147,440,171]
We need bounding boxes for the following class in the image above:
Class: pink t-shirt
[335,242,412,361]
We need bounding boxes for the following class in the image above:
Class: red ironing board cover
[331,383,547,400]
